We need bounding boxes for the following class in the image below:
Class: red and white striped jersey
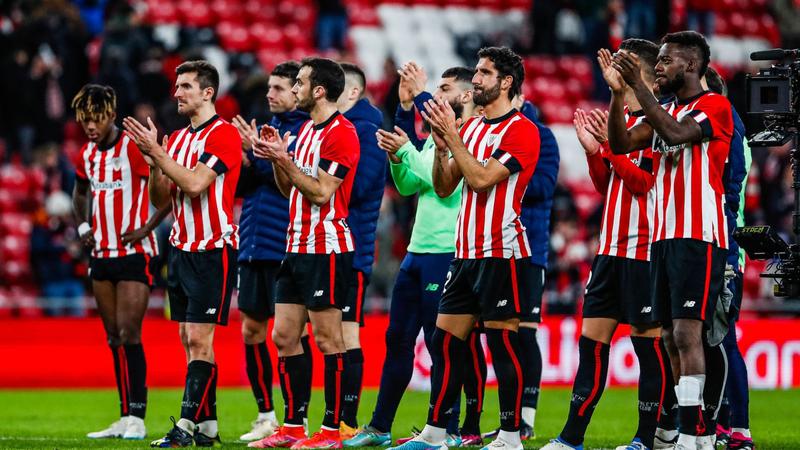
[455,110,540,259]
[651,91,733,249]
[286,112,360,254]
[74,130,158,258]
[166,115,241,252]
[588,109,655,261]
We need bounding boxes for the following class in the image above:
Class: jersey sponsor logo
[683,300,697,308]
[313,290,324,297]
[496,299,508,307]
[205,308,217,314]
[90,180,125,191]
[653,136,686,156]
[425,283,440,292]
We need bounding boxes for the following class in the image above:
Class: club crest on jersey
[110,157,123,171]
[486,134,499,147]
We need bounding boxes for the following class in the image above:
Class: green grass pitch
[0,388,796,449]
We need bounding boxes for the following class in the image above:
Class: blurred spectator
[30,191,86,317]
[624,0,656,41]
[316,0,348,51]
[771,0,800,48]
[686,0,715,37]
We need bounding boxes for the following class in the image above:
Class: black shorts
[237,260,281,321]
[90,253,156,286]
[343,270,368,325]
[583,255,654,325]
[275,252,353,311]
[167,245,237,325]
[520,263,544,323]
[439,257,535,321]
[650,239,727,328]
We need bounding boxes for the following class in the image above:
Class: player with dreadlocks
[71,84,170,441]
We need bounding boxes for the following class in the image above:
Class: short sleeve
[126,138,150,178]
[73,144,88,180]
[319,123,360,179]
[199,123,242,175]
[685,93,733,141]
[490,118,540,175]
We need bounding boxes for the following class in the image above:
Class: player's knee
[313,329,344,354]
[271,327,297,352]
[186,334,212,359]
[118,323,141,345]
[242,319,267,344]
[671,326,700,353]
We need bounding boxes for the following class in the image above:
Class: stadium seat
[217,21,254,52]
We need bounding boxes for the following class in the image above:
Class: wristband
[78,222,91,236]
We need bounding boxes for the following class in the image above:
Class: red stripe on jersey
[111,144,124,257]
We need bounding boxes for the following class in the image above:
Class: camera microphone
[751,49,800,61]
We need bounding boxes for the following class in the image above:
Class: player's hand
[80,229,96,247]
[252,129,292,164]
[121,227,149,246]
[431,129,448,154]
[612,51,644,88]
[585,109,609,144]
[233,115,257,151]
[123,116,162,156]
[399,61,428,98]
[598,49,626,94]
[421,98,458,138]
[573,109,601,155]
[376,127,410,155]
[397,65,415,110]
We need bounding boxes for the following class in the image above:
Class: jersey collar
[98,127,122,151]
[189,114,219,133]
[314,111,340,130]
[482,108,517,125]
[676,90,709,105]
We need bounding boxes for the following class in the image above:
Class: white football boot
[87,416,128,439]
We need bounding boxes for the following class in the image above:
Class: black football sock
[631,336,667,449]
[702,343,728,436]
[180,360,216,423]
[197,363,219,425]
[279,354,311,426]
[519,327,542,414]
[322,353,347,429]
[300,335,313,420]
[426,327,467,429]
[110,345,127,417]
[485,328,524,432]
[341,348,364,428]
[461,329,486,435]
[658,338,678,431]
[560,336,610,446]
[123,344,148,419]
[245,342,274,413]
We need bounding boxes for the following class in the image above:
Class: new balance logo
[205,308,217,314]
[641,306,652,313]
[342,306,351,312]
[532,307,541,314]
[683,301,696,308]
[313,290,324,297]
[496,299,508,307]
[425,283,440,292]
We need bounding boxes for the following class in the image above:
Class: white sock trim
[197,420,218,436]
[521,407,536,427]
[419,425,446,444]
[176,418,195,435]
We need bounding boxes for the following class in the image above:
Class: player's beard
[296,95,315,113]
[659,71,685,97]
[473,82,500,106]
